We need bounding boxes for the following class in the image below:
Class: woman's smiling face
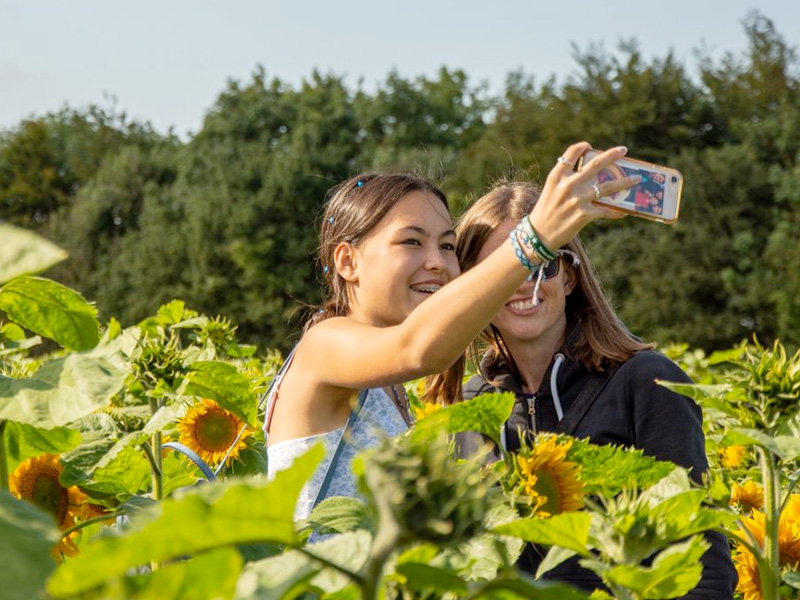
[476,220,575,347]
[342,190,460,327]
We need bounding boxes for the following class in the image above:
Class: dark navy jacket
[458,346,737,599]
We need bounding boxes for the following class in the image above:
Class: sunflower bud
[360,431,492,547]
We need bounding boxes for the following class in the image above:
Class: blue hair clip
[356,180,364,188]
[323,265,330,274]
[328,216,335,224]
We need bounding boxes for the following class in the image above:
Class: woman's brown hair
[425,180,653,404]
[305,172,449,331]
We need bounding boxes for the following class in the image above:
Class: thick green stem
[359,467,404,600]
[147,398,164,502]
[0,420,8,490]
[60,512,120,538]
[140,442,163,502]
[758,447,780,600]
[360,520,401,600]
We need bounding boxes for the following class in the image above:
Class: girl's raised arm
[300,143,638,389]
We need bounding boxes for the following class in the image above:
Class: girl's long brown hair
[425,181,653,404]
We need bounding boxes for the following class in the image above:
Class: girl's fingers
[572,145,628,185]
[587,204,628,221]
[584,174,642,219]
[549,141,593,179]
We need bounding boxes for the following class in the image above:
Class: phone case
[580,150,684,224]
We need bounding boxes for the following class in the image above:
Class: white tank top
[264,354,410,520]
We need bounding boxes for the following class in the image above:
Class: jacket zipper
[526,394,537,434]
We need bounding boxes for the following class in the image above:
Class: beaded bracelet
[520,215,558,262]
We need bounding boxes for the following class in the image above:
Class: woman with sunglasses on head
[430,181,736,598]
[266,144,639,521]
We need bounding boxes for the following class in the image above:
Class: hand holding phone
[579,150,684,224]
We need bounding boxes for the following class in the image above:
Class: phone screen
[596,163,672,218]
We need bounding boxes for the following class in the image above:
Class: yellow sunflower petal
[733,548,761,600]
[730,480,763,514]
[719,445,747,469]
[412,401,442,420]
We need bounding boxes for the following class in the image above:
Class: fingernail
[630,174,642,183]
[617,146,628,155]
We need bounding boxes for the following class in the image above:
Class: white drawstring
[551,353,565,422]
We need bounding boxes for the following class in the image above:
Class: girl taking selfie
[265,143,636,520]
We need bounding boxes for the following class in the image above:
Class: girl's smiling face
[338,190,460,327]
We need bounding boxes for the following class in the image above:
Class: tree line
[1,12,798,353]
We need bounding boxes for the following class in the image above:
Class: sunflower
[514,435,584,517]
[412,401,442,420]
[735,495,800,567]
[719,445,747,469]
[733,494,800,598]
[733,548,761,600]
[10,454,86,558]
[178,399,252,466]
[731,480,763,514]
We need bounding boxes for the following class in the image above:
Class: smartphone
[579,150,684,224]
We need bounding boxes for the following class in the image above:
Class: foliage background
[2,13,799,352]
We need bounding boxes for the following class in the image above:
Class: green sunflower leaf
[412,392,515,445]
[605,536,709,599]
[0,351,126,428]
[567,439,675,496]
[181,361,257,427]
[0,223,68,285]
[0,490,61,600]
[47,444,324,596]
[465,574,591,600]
[114,547,242,600]
[720,428,800,461]
[0,276,100,351]
[235,530,372,600]
[493,512,593,557]
[4,421,82,463]
[396,563,468,594]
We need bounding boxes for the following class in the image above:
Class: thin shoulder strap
[263,345,299,435]
[554,365,621,436]
[312,388,369,509]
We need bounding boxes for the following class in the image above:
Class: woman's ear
[333,242,359,283]
[563,263,577,296]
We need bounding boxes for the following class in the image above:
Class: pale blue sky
[2,0,798,139]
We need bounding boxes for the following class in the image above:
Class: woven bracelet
[509,227,539,280]
[521,215,558,262]
[518,228,555,264]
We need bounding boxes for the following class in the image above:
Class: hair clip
[323,265,330,274]
[356,180,364,188]
[328,216,335,224]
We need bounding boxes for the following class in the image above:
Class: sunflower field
[2,223,800,600]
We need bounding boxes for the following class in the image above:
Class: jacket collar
[480,324,586,398]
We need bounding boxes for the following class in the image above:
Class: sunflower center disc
[197,413,237,451]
